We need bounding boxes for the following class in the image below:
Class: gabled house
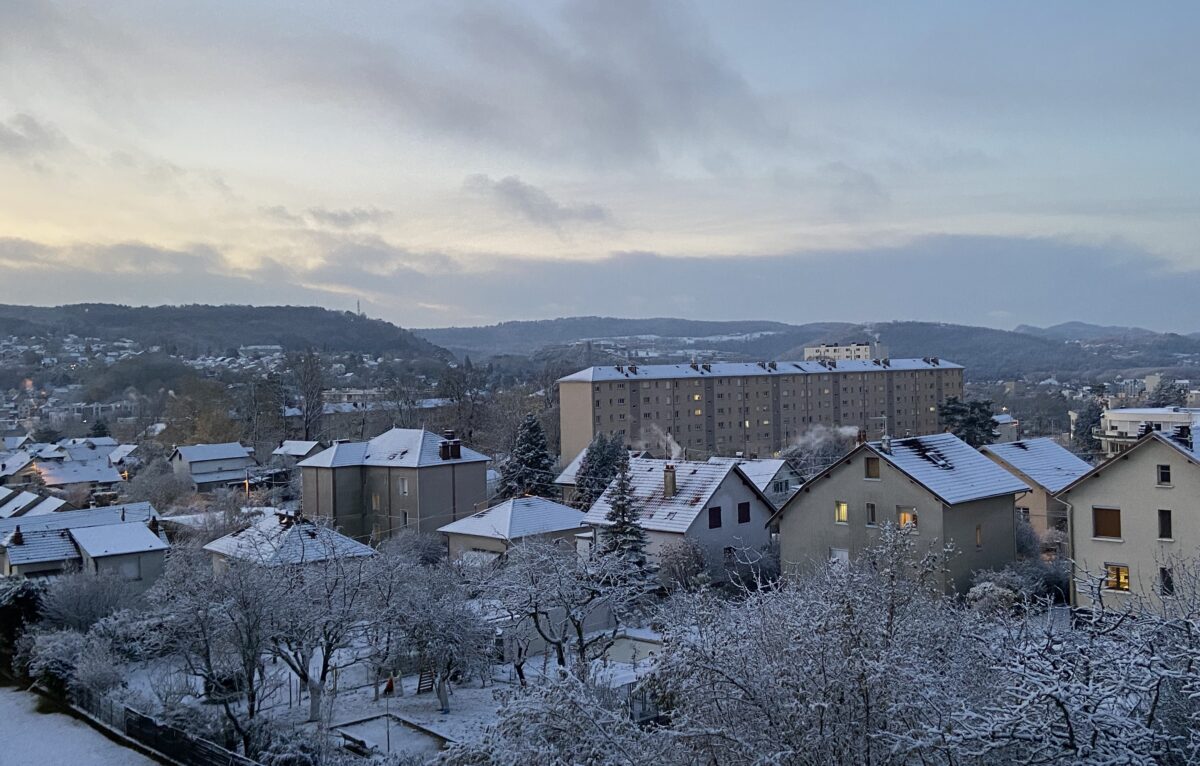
[771,433,1028,593]
[553,446,650,505]
[272,440,324,466]
[582,458,776,578]
[299,428,490,541]
[1058,430,1200,610]
[0,486,70,519]
[170,442,256,492]
[438,496,588,561]
[981,438,1091,539]
[203,513,375,572]
[706,456,804,508]
[0,502,165,583]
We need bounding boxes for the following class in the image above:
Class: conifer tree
[499,413,556,498]
[597,452,653,583]
[572,432,621,509]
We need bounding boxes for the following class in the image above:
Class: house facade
[772,433,1027,593]
[1059,432,1198,610]
[170,442,257,491]
[299,428,490,541]
[981,437,1091,539]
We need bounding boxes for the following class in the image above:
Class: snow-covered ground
[0,687,158,766]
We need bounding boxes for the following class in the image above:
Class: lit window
[694,409,703,416]
[834,501,848,524]
[898,508,918,529]
[864,456,880,479]
[1093,507,1121,539]
[1104,563,1130,591]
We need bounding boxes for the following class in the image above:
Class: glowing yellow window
[898,508,918,529]
[834,501,848,524]
[1104,563,1130,591]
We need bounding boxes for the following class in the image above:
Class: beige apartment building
[1059,432,1198,611]
[803,341,888,361]
[771,433,1027,594]
[558,358,964,464]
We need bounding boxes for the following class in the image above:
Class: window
[1158,464,1172,485]
[737,501,751,524]
[708,506,722,529]
[975,524,982,550]
[1158,509,1173,540]
[898,507,918,529]
[834,501,848,524]
[866,502,877,526]
[694,409,703,416]
[1093,507,1121,539]
[1104,563,1130,591]
[1161,567,1175,597]
[829,547,849,564]
[396,477,409,496]
[864,456,880,479]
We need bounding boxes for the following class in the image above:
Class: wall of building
[1066,439,1197,611]
[84,550,165,589]
[559,381,597,465]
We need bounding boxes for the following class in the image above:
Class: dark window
[708,506,722,529]
[1158,464,1172,485]
[1158,509,1173,540]
[737,501,751,524]
[864,456,880,479]
[1161,567,1175,597]
[1093,507,1121,539]
[866,502,877,525]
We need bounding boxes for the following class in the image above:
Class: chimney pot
[10,526,22,545]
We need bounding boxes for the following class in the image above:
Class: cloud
[0,113,69,161]
[306,207,393,229]
[464,174,614,229]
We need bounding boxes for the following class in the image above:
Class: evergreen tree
[572,433,621,510]
[1147,379,1187,408]
[1072,398,1104,459]
[499,413,556,498]
[938,397,996,447]
[89,419,110,438]
[597,452,653,583]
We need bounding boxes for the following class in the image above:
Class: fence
[73,686,261,766]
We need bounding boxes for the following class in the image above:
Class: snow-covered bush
[39,568,136,631]
[658,538,709,592]
[20,628,86,693]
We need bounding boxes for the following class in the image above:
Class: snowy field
[0,687,158,766]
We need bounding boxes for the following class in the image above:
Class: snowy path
[0,687,158,766]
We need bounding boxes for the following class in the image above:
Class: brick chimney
[663,464,677,499]
[9,525,22,545]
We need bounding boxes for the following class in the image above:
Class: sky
[1,1,1198,331]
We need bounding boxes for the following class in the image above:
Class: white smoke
[635,423,686,461]
[785,424,859,454]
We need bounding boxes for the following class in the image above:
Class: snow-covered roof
[21,496,68,516]
[991,413,1016,425]
[203,515,375,566]
[4,527,82,566]
[107,444,138,465]
[172,442,254,463]
[1104,407,1200,418]
[191,468,253,485]
[59,436,118,448]
[558,358,962,383]
[0,491,40,519]
[0,502,157,536]
[0,451,33,478]
[1,436,29,450]
[272,440,321,457]
[438,497,586,541]
[706,457,788,492]
[867,433,1029,506]
[982,438,1092,494]
[70,523,167,558]
[555,447,649,486]
[1059,431,1200,496]
[298,428,490,469]
[584,458,769,534]
[36,460,123,487]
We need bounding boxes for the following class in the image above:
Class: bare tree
[290,349,325,441]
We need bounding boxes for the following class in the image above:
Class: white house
[170,442,257,491]
[438,496,588,561]
[203,513,375,571]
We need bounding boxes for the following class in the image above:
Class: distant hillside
[414,316,799,357]
[1014,321,1161,342]
[417,316,1200,382]
[0,304,452,359]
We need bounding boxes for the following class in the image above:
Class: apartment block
[558,358,964,463]
[803,341,888,361]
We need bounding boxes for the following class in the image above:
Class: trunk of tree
[435,674,450,713]
[308,679,322,722]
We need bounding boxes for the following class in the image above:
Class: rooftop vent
[663,464,677,499]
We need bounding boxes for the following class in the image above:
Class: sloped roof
[59,437,118,448]
[21,496,68,516]
[37,460,123,487]
[107,444,138,465]
[203,515,375,566]
[982,438,1091,493]
[70,523,167,558]
[173,442,253,463]
[558,358,962,383]
[0,451,33,478]
[438,497,586,540]
[0,491,41,519]
[707,457,789,492]
[4,528,82,566]
[584,458,771,534]
[298,428,490,469]
[555,447,650,486]
[0,502,157,536]
[1058,431,1200,496]
[868,433,1029,505]
[1,436,28,450]
[273,440,321,457]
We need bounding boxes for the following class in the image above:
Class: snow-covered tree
[498,413,556,498]
[572,432,622,509]
[40,567,136,632]
[595,451,654,587]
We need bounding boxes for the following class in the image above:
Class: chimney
[880,435,892,454]
[450,439,462,459]
[147,517,160,535]
[9,526,22,545]
[856,428,868,445]
[439,440,452,460]
[768,361,777,371]
[663,464,677,499]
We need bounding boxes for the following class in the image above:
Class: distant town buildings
[802,341,888,362]
[557,358,964,464]
[1098,406,1200,457]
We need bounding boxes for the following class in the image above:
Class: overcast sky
[2,1,1198,331]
